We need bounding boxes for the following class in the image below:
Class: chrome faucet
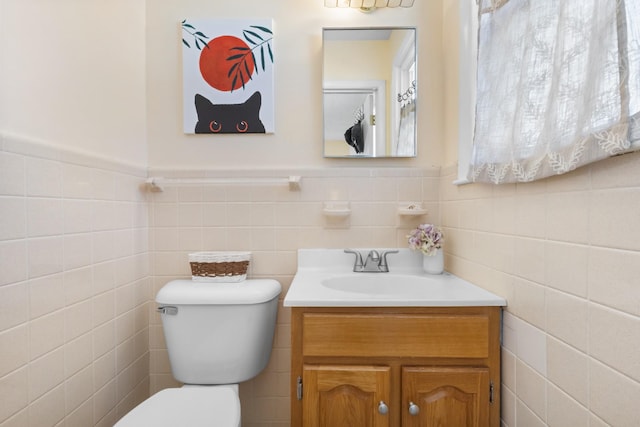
[344,249,363,270]
[344,249,399,273]
[365,250,381,269]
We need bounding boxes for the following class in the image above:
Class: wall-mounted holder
[323,201,351,228]
[397,203,428,216]
[323,201,351,217]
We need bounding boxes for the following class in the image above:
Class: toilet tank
[156,279,281,385]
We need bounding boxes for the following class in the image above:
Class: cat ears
[194,94,211,111]
[245,91,262,108]
[194,91,262,110]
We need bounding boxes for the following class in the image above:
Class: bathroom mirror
[323,27,417,158]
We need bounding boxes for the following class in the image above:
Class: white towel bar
[145,175,302,192]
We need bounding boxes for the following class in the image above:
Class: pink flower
[407,223,443,256]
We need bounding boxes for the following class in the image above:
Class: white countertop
[283,249,507,308]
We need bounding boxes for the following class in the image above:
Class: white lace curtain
[468,0,640,184]
[396,101,416,156]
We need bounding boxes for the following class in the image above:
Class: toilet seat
[114,386,241,427]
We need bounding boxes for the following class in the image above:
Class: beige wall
[0,0,148,167]
[442,0,461,166]
[2,0,640,427]
[146,0,444,169]
[324,39,392,82]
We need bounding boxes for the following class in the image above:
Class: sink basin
[322,274,435,295]
[283,249,507,307]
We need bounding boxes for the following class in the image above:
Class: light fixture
[325,0,415,13]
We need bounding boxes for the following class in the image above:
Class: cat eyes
[236,121,249,133]
[209,121,222,133]
[208,120,249,133]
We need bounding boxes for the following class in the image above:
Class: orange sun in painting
[199,35,255,92]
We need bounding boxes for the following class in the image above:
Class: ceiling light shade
[325,0,415,8]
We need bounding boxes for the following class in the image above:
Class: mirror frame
[322,26,417,159]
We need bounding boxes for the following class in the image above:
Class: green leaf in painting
[243,31,257,45]
[226,54,245,61]
[267,43,273,62]
[244,30,264,41]
[260,45,265,71]
[228,62,239,78]
[250,25,272,35]
[250,51,258,74]
[231,74,238,93]
[182,21,210,51]
[243,60,253,80]
[230,46,250,51]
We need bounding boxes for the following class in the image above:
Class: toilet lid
[114,387,240,427]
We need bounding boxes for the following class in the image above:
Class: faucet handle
[379,250,399,271]
[367,250,381,261]
[344,249,364,270]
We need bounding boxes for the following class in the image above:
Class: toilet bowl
[114,279,281,427]
[114,385,240,427]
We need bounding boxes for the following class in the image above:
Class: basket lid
[188,251,251,262]
[156,279,281,305]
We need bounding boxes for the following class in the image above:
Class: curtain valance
[469,0,640,184]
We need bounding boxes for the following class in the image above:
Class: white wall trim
[1,131,147,176]
[456,0,479,185]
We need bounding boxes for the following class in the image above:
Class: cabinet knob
[378,401,389,415]
[408,401,420,416]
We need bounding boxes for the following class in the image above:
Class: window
[392,32,417,156]
[462,0,640,184]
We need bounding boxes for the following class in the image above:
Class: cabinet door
[402,366,490,427]
[303,365,391,427]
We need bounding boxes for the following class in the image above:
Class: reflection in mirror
[323,27,417,158]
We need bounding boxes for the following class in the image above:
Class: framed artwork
[182,19,274,134]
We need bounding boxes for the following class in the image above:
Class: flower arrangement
[407,223,443,256]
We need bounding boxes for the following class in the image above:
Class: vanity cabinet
[303,364,391,427]
[291,306,501,427]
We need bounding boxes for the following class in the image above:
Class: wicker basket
[189,251,251,282]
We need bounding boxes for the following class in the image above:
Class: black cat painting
[194,91,265,134]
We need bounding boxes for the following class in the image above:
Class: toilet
[115,278,282,427]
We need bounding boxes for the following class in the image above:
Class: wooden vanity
[290,305,502,427]
[285,249,506,426]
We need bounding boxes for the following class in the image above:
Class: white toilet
[115,278,282,427]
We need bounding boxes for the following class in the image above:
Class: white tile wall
[546,337,589,406]
[0,137,149,427]
[146,167,441,426]
[442,152,640,427]
[4,133,640,427]
[546,383,589,426]
[590,359,640,426]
